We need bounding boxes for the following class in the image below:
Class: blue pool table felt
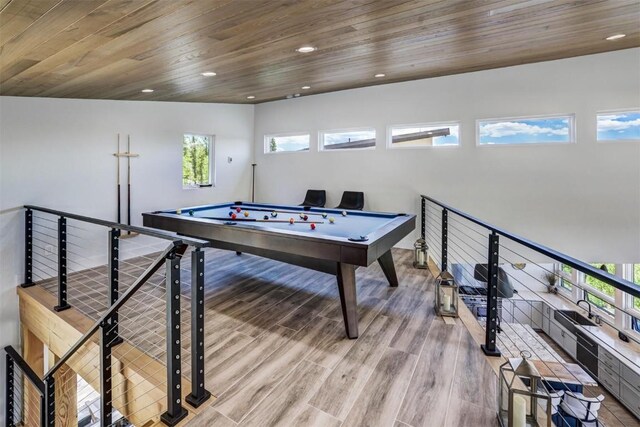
[169,203,400,240]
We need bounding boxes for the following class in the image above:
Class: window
[320,128,376,150]
[582,263,616,316]
[389,123,460,148]
[559,264,573,291]
[634,264,640,311]
[597,110,640,142]
[182,134,213,188]
[264,133,310,153]
[477,115,574,145]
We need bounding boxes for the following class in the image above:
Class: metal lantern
[413,238,428,269]
[434,271,458,317]
[498,351,553,427]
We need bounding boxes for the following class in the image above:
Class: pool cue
[126,135,131,234]
[251,163,256,202]
[116,134,121,223]
[229,205,328,217]
[203,216,325,224]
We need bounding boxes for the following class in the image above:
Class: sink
[554,310,597,334]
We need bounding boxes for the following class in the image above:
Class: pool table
[142,201,415,338]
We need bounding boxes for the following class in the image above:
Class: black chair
[335,191,364,210]
[299,189,326,207]
[474,264,515,298]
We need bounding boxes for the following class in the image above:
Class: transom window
[389,123,460,147]
[264,133,310,153]
[597,110,640,141]
[478,115,574,145]
[320,128,376,150]
[182,134,213,189]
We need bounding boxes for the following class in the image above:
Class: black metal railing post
[6,354,14,427]
[22,208,35,288]
[44,376,55,427]
[108,228,123,346]
[160,248,188,426]
[481,231,501,357]
[420,197,426,240]
[100,322,114,426]
[186,248,211,408]
[441,209,448,272]
[54,217,70,311]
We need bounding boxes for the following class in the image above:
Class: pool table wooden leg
[378,249,399,287]
[337,262,359,339]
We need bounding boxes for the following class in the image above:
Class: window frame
[387,121,461,149]
[578,267,616,317]
[596,108,640,143]
[557,264,574,294]
[263,131,311,154]
[476,113,576,147]
[318,127,377,152]
[182,133,215,190]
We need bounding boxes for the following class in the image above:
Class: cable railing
[4,206,212,426]
[421,195,640,426]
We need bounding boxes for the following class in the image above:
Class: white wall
[0,97,254,412]
[254,48,640,264]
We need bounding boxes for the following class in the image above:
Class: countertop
[511,290,640,375]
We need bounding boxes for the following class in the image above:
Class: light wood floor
[38,247,498,426]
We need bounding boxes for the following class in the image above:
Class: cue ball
[263,215,269,220]
[289,218,294,224]
[244,211,249,217]
[231,213,237,220]
[189,210,194,216]
[329,217,335,224]
[271,211,277,217]
[176,209,182,214]
[310,223,316,230]
[341,211,347,216]
[322,213,327,218]
[236,207,242,213]
[299,213,304,219]
[303,215,308,221]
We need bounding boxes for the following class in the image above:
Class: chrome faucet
[577,299,593,319]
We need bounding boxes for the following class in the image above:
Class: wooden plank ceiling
[1,0,639,104]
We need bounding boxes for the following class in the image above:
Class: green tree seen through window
[183,134,211,187]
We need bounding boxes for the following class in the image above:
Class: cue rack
[113,134,139,237]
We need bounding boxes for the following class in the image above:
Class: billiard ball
[289,218,294,224]
[341,211,347,216]
[228,211,234,217]
[322,213,327,218]
[189,210,194,216]
[231,213,237,220]
[310,223,316,230]
[236,207,242,213]
[303,215,308,221]
[176,209,182,214]
[263,215,269,220]
[299,213,304,219]
[271,211,277,217]
[329,217,335,224]
[244,211,249,217]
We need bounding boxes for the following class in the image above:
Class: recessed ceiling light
[246,95,255,99]
[296,46,316,53]
[141,89,154,93]
[301,86,311,90]
[374,73,386,78]
[605,34,626,41]
[201,71,217,76]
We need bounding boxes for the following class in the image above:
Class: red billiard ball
[236,207,242,213]
[231,213,237,220]
[303,215,308,221]
[310,223,316,230]
[289,218,294,224]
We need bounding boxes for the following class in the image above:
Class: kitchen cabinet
[530,301,543,330]
[549,314,577,359]
[513,300,531,325]
[542,302,551,335]
[502,299,544,330]
[597,351,640,419]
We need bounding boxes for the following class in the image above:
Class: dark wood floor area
[37,247,498,426]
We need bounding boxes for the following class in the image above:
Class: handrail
[46,241,187,377]
[25,205,209,248]
[5,345,45,394]
[421,195,640,299]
